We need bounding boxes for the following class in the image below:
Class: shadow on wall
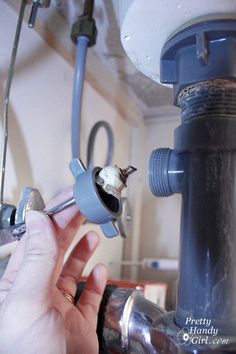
[0,7,60,205]
[138,190,181,310]
[0,79,34,205]
[103,0,173,112]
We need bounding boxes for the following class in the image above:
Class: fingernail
[93,263,107,281]
[87,232,99,249]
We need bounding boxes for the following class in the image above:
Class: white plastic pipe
[111,258,178,271]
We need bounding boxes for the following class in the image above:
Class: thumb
[12,211,58,295]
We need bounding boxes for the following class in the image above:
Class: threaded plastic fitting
[148,148,173,197]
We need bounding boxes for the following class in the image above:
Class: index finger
[48,187,85,264]
[47,186,84,236]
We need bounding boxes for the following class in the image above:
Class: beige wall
[0,2,134,279]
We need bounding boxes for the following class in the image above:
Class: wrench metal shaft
[0,196,76,243]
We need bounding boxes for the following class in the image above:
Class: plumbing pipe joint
[148,148,185,197]
[103,288,166,353]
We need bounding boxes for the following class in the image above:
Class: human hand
[0,187,107,354]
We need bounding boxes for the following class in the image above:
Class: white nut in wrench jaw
[97,166,126,199]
